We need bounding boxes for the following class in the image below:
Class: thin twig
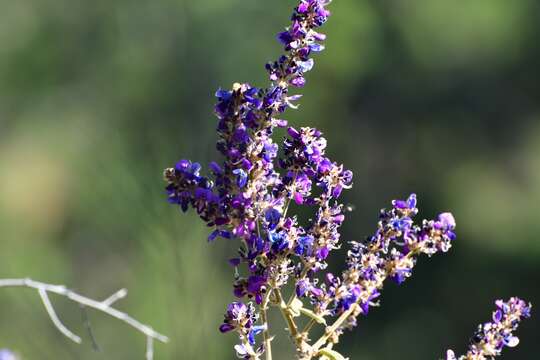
[0,278,169,354]
[311,305,353,352]
[302,318,316,334]
[274,289,298,339]
[37,287,82,344]
[80,305,101,351]
[102,288,128,307]
[311,251,417,353]
[260,290,273,360]
[146,336,154,360]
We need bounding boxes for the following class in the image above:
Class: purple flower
[232,168,248,188]
[438,212,456,228]
[446,298,531,359]
[234,344,251,359]
[309,43,325,52]
[296,279,310,297]
[244,275,268,304]
[208,229,232,242]
[295,235,314,256]
[297,59,314,73]
[264,208,282,231]
[269,231,289,253]
[162,1,532,359]
[0,350,16,360]
[290,76,306,87]
[247,325,266,345]
[219,302,257,334]
[392,193,418,215]
[340,285,361,311]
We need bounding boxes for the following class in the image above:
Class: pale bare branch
[37,287,82,344]
[0,278,169,356]
[146,335,154,360]
[102,288,128,307]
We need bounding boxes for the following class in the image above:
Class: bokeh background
[1,0,539,359]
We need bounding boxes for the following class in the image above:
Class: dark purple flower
[219,301,257,335]
[342,285,361,310]
[392,193,418,214]
[447,298,532,359]
[265,208,282,231]
[232,168,248,188]
[247,325,266,345]
[297,1,310,14]
[316,246,329,260]
[269,231,289,253]
[296,279,310,297]
[247,276,267,296]
[163,1,534,359]
[295,235,314,256]
[208,229,232,242]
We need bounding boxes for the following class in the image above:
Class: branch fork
[0,278,168,360]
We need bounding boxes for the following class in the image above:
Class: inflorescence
[446,298,532,360]
[164,1,531,359]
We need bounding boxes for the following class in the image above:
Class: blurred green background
[1,0,539,359]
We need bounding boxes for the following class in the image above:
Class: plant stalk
[261,290,273,360]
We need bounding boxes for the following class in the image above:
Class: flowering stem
[275,289,299,340]
[241,336,259,358]
[311,305,355,353]
[302,318,317,334]
[261,290,273,360]
[281,172,298,220]
[287,264,311,308]
[312,251,418,353]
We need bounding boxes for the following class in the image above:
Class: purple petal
[219,323,235,333]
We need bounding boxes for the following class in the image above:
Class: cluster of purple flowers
[446,298,531,360]
[164,0,531,359]
[164,1,350,356]
[218,302,266,358]
[295,194,457,343]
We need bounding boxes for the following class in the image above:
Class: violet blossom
[446,298,531,360]
[164,1,532,359]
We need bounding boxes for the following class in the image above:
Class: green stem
[302,318,317,334]
[275,289,299,340]
[281,172,298,220]
[311,306,354,352]
[311,251,418,353]
[287,264,311,307]
[261,290,273,360]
